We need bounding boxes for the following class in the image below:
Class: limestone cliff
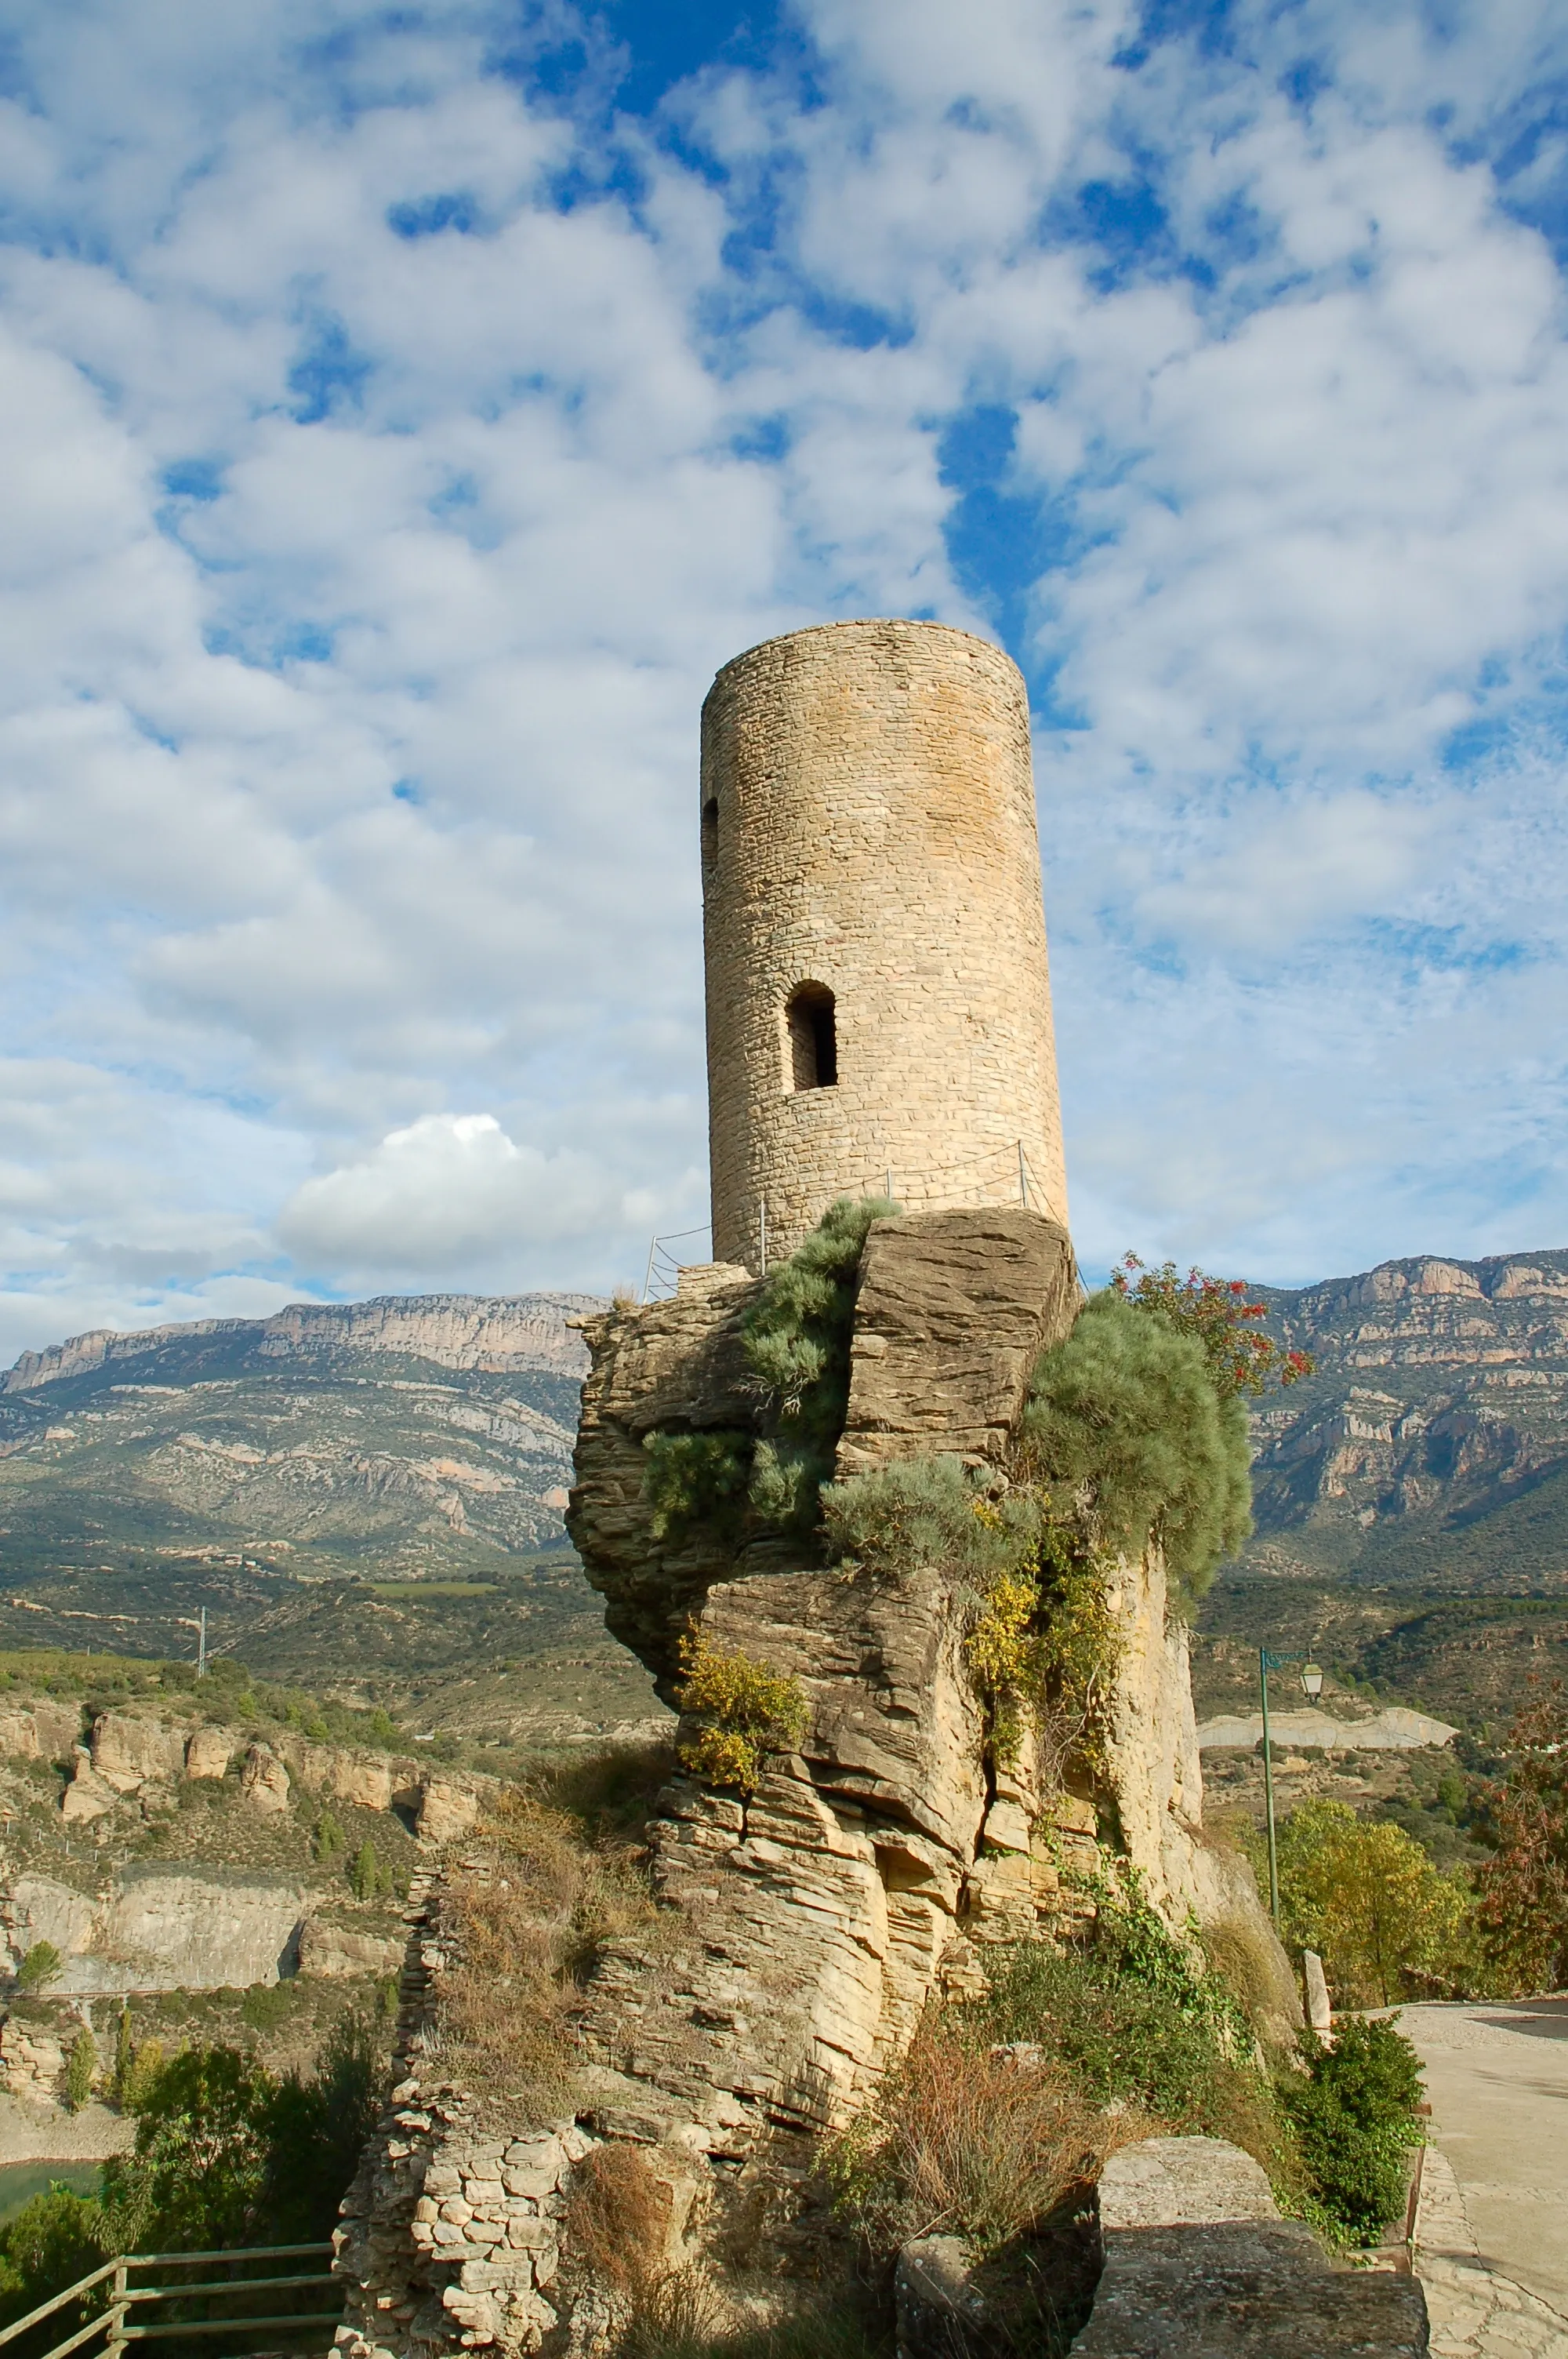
[1251,1249,1568,1584]
[333,1210,1290,2359]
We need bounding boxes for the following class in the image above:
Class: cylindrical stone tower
[702,619,1069,1269]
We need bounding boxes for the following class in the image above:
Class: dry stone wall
[701,623,1069,1266]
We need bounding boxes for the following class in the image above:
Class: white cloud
[277,1113,677,1285]
[2,0,1568,1365]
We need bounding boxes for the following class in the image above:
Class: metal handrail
[0,2243,339,2359]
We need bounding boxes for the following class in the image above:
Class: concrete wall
[700,620,1069,1267]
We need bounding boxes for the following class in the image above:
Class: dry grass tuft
[563,2144,732,2359]
[436,1755,668,2113]
[1199,1911,1294,2045]
[829,2018,1151,2258]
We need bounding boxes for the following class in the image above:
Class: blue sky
[4,0,1568,1359]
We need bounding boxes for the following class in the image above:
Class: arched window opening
[786,983,837,1091]
[701,798,719,870]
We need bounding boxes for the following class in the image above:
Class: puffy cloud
[3,0,1568,1365]
[277,1111,673,1284]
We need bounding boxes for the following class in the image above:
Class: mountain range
[0,1293,673,1739]
[1247,1249,1568,1589]
[4,1251,1568,1736]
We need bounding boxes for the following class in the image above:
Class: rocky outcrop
[60,1749,118,1824]
[0,2016,65,2102]
[297,1918,405,1979]
[240,1744,292,1814]
[0,1867,307,1993]
[415,1782,479,1848]
[1073,2135,1428,2357]
[92,1713,185,1791]
[338,1209,1295,2359]
[0,1703,81,1763]
[185,1726,235,1779]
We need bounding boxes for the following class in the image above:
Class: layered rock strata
[336,1209,1292,2357]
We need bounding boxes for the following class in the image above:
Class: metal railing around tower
[639,1140,1062,1301]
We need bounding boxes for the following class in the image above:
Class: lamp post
[1259,1648,1324,1928]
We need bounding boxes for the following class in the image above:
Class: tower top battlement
[701,618,1068,1269]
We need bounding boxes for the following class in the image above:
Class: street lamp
[1258,1648,1325,1928]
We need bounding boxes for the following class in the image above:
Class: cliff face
[2,1295,597,1394]
[0,1293,601,1592]
[333,1212,1291,2359]
[1251,1251,1568,1585]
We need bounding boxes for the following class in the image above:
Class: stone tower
[701,617,1069,1269]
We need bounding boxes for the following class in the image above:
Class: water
[0,2160,103,2222]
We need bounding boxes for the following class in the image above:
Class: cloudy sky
[4,0,1568,1363]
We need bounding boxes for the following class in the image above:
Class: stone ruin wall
[332,1209,1295,2359]
[702,623,1070,1267]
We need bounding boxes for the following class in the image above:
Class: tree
[1021,1291,1253,1612]
[1276,1799,1475,2006]
[0,2187,111,2332]
[1476,1678,1568,1995]
[14,1941,61,1993]
[62,2026,96,2113]
[103,2046,277,2249]
[312,1810,344,1863]
[350,1841,383,1901]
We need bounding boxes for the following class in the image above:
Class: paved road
[1398,1999,1568,2321]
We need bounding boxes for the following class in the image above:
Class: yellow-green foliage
[822,1454,1123,1772]
[674,1636,810,1795]
[1021,1289,1252,1612]
[1276,1797,1480,2006]
[641,1428,753,1544]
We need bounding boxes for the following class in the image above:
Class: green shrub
[637,1198,895,1554]
[62,2026,96,2113]
[674,1637,809,1795]
[312,1809,344,1863]
[0,2186,111,2331]
[350,1841,383,1902]
[739,1196,897,1530]
[822,1452,1039,1583]
[240,1983,293,2032]
[1021,1291,1252,1612]
[1278,2018,1425,2246]
[14,1941,61,1993]
[971,1882,1307,2212]
[643,1430,753,1545]
[100,2020,385,2253]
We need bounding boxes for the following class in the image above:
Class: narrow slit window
[786,983,837,1091]
[701,798,719,870]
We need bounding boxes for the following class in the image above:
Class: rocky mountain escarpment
[0,1293,604,1610]
[1251,1249,1568,1587]
[334,1210,1293,2359]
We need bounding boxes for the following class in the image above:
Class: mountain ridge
[2,1291,601,1394]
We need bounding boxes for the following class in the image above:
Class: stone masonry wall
[701,622,1069,1267]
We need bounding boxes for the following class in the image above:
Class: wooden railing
[0,2242,342,2359]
